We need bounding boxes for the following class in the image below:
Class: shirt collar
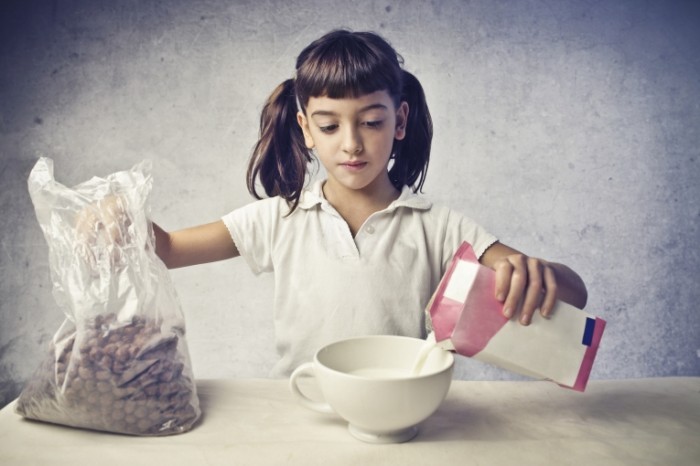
[297,179,432,211]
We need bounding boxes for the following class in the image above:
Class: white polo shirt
[222,180,497,376]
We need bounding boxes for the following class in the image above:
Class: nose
[341,127,363,155]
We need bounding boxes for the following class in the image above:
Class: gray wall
[1,0,699,408]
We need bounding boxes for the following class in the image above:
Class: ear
[394,101,409,141]
[297,112,315,149]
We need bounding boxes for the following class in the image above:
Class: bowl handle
[289,362,334,414]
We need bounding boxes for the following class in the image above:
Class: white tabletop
[1,377,698,465]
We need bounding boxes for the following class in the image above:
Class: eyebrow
[310,103,389,118]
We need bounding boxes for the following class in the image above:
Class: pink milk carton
[427,242,605,391]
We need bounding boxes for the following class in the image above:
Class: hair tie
[292,73,303,113]
[295,94,303,114]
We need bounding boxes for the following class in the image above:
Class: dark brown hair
[247,29,433,211]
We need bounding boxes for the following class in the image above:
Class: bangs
[295,31,403,106]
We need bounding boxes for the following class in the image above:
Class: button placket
[319,202,360,259]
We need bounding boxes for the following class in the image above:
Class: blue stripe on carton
[582,317,595,347]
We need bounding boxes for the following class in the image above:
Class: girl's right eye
[319,124,338,134]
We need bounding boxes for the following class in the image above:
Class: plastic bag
[16,158,200,435]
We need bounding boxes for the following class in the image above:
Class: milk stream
[410,333,439,376]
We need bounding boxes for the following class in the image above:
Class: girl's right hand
[74,195,131,267]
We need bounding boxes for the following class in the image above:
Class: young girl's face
[297,90,408,196]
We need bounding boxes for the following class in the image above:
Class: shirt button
[365,225,375,234]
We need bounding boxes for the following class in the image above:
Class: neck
[323,177,399,212]
[322,177,401,236]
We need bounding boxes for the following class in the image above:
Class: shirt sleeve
[440,207,498,268]
[221,197,280,274]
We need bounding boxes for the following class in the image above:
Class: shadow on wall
[0,338,24,410]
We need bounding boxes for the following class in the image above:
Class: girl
[149,30,587,376]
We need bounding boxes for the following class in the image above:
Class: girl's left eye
[363,120,384,129]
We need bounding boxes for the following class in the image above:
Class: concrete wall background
[1,0,699,408]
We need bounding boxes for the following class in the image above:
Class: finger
[100,197,132,247]
[75,208,100,243]
[103,199,125,239]
[503,255,527,320]
[494,259,514,303]
[519,258,544,325]
[102,211,126,245]
[540,265,558,317]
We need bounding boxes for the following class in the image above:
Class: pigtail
[389,70,433,192]
[247,79,311,212]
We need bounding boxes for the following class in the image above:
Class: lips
[341,161,368,170]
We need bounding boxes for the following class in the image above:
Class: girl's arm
[479,242,588,326]
[75,194,238,269]
[153,221,239,269]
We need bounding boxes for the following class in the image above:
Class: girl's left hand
[480,242,588,324]
[492,254,558,325]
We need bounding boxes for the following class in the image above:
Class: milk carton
[427,242,605,391]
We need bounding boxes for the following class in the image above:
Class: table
[1,377,698,465]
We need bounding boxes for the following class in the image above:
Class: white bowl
[290,335,454,443]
